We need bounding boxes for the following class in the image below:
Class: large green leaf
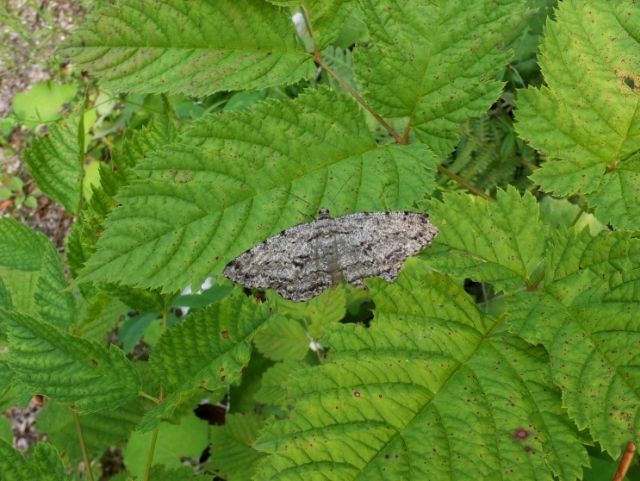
[23,114,82,213]
[255,269,587,480]
[425,187,545,291]
[515,0,640,229]
[3,310,140,412]
[62,0,314,95]
[506,228,640,455]
[354,0,527,156]
[0,219,73,327]
[79,89,438,292]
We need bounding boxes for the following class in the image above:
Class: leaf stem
[138,390,161,404]
[143,427,160,481]
[437,165,493,201]
[73,409,95,481]
[300,6,404,145]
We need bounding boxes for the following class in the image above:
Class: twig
[613,442,636,481]
[437,165,493,201]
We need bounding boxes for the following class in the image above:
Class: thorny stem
[437,165,493,201]
[300,6,404,145]
[73,409,96,481]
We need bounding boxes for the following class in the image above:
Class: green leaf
[34,248,75,329]
[255,269,587,481]
[253,316,309,361]
[506,228,640,455]
[23,115,82,212]
[354,0,527,156]
[11,82,77,128]
[62,0,314,96]
[151,293,268,391]
[79,89,438,292]
[136,387,208,433]
[209,413,265,481]
[141,293,269,429]
[228,350,274,414]
[273,283,347,339]
[0,360,32,412]
[0,219,73,326]
[254,360,307,407]
[30,443,70,481]
[515,0,640,229]
[67,113,179,276]
[124,411,208,479]
[37,399,146,461]
[3,310,140,412]
[425,187,545,291]
[301,1,362,50]
[0,439,66,481]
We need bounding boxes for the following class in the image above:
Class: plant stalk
[143,428,160,481]
[300,6,404,145]
[73,409,95,481]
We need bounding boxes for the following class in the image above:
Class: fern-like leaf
[61,0,314,95]
[79,89,437,292]
[3,310,140,412]
[354,0,527,156]
[515,0,640,229]
[255,269,587,480]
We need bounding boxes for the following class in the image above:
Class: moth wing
[335,212,438,285]
[223,219,334,301]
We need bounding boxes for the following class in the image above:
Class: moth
[223,209,438,302]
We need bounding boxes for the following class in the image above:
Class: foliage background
[0,1,639,480]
